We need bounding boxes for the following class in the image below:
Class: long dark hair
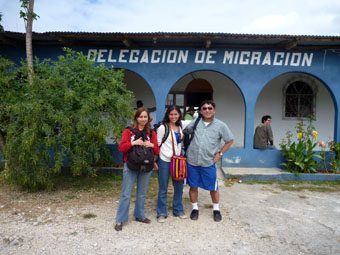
[162,105,182,127]
[131,107,152,135]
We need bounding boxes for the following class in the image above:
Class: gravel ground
[1,173,340,255]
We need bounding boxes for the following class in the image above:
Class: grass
[0,170,162,207]
[51,172,161,200]
[0,172,162,220]
[277,181,340,192]
[65,194,77,199]
[51,173,124,199]
[3,169,340,200]
[227,179,340,192]
[53,173,123,191]
[83,213,97,219]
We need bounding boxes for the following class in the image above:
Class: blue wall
[1,45,340,168]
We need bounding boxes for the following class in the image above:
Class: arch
[186,78,213,92]
[184,78,214,111]
[255,72,336,149]
[168,70,245,148]
[112,68,157,126]
[119,69,156,108]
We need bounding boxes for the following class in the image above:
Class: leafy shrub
[279,114,321,174]
[0,48,134,190]
[328,141,340,173]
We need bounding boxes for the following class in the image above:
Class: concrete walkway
[222,167,340,181]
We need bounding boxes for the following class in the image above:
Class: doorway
[186,92,212,107]
[185,78,213,112]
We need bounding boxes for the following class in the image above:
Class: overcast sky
[1,0,340,36]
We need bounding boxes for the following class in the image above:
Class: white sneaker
[157,216,166,223]
[178,214,187,219]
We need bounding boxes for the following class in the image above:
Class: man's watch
[219,151,223,156]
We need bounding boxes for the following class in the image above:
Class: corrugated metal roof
[1,31,340,50]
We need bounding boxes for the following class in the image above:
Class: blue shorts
[187,163,218,191]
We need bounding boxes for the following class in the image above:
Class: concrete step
[222,167,340,181]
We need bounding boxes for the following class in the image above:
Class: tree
[0,58,24,153]
[20,0,39,85]
[0,0,38,162]
[0,13,4,32]
[0,58,9,152]
[2,49,134,190]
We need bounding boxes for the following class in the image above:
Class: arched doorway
[166,77,213,115]
[169,70,245,148]
[254,72,335,147]
[186,78,213,110]
[122,69,157,126]
[123,69,156,110]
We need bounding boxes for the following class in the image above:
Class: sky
[1,0,340,36]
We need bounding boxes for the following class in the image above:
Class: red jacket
[119,128,160,162]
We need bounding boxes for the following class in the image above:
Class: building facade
[1,32,340,168]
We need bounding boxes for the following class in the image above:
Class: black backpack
[153,122,169,148]
[126,127,154,172]
[183,115,201,153]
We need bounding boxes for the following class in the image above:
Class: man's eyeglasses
[202,107,214,111]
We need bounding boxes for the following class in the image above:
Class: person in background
[185,100,234,222]
[136,100,144,109]
[114,107,160,231]
[184,106,195,120]
[254,115,275,149]
[136,100,156,112]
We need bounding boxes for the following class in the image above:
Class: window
[284,80,315,118]
[166,92,185,114]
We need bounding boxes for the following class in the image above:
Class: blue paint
[224,173,340,181]
[1,45,340,168]
[223,148,285,168]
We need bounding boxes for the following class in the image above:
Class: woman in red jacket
[114,107,159,231]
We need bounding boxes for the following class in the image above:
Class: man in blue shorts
[185,100,234,222]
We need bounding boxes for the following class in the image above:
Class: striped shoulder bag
[169,125,187,181]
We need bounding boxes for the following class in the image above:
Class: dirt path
[1,177,340,255]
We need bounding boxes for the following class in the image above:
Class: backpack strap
[127,127,148,141]
[169,125,176,156]
[185,115,201,151]
[160,123,169,148]
[149,129,153,140]
[192,115,201,132]
[153,122,170,148]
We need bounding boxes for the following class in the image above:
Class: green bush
[0,48,134,190]
[279,114,321,174]
[328,141,340,173]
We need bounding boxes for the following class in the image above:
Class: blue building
[1,32,340,168]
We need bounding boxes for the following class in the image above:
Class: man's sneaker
[190,209,199,220]
[157,216,166,223]
[213,210,222,222]
[178,214,187,219]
